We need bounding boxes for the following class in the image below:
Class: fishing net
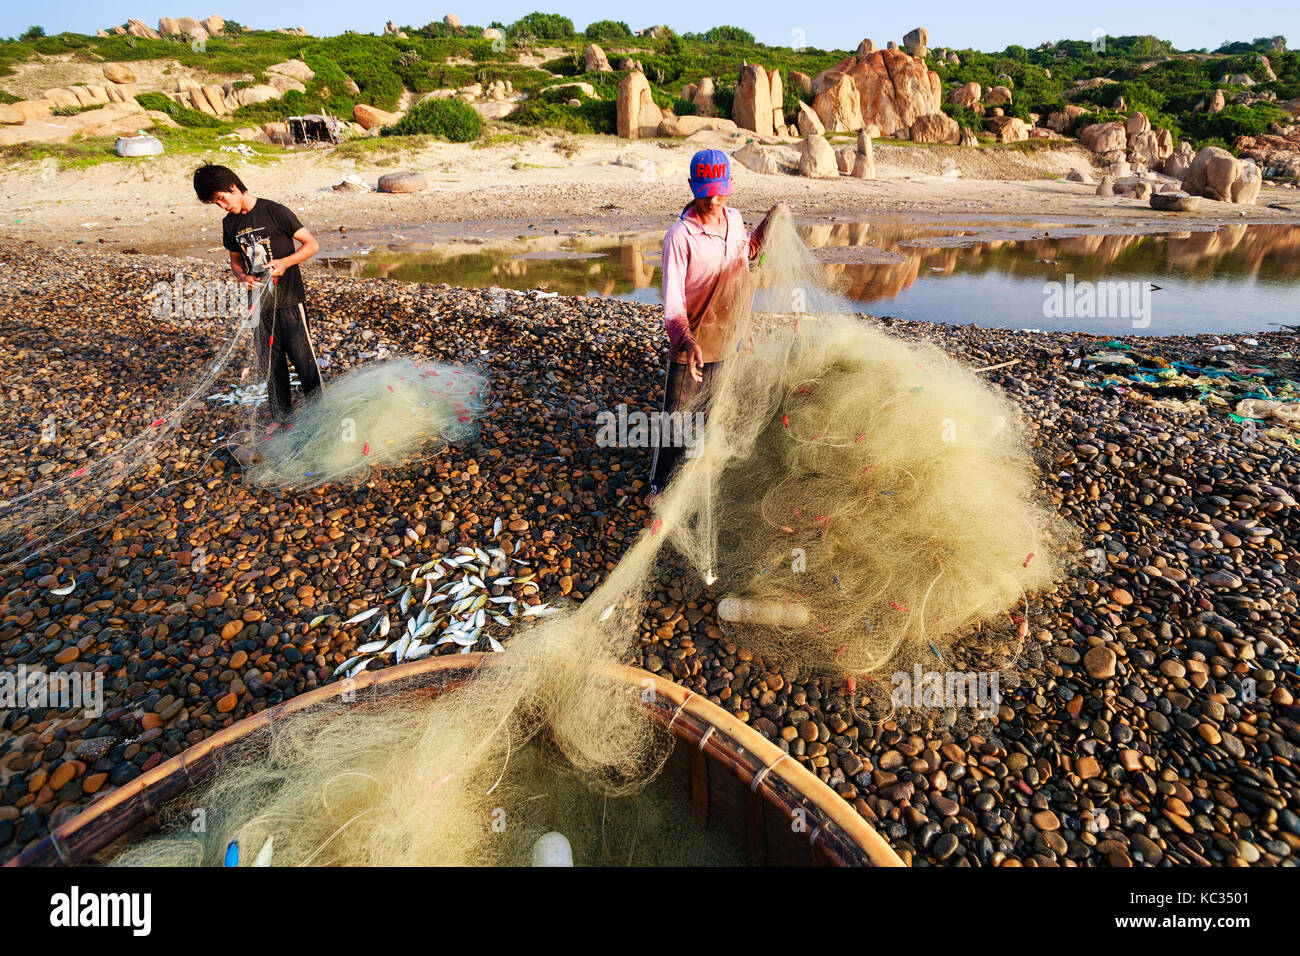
[245,356,487,488]
[0,275,484,573]
[112,214,1072,866]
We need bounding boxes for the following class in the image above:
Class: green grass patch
[473,131,530,149]
[51,103,101,116]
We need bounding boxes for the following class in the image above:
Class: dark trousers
[648,359,722,493]
[257,301,322,421]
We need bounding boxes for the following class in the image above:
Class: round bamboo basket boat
[9,654,903,867]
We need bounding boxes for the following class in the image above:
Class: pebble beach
[0,245,1297,868]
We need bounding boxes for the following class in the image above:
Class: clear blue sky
[4,0,1297,54]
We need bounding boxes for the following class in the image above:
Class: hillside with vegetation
[1,17,1296,162]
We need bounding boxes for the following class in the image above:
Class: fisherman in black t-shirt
[193,164,322,435]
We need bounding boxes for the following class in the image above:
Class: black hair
[193,164,248,202]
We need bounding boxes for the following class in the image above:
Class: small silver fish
[343,608,380,626]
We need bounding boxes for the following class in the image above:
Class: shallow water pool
[318,219,1300,337]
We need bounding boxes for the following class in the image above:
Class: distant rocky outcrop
[1236,128,1300,179]
[903,27,929,59]
[812,48,941,138]
[948,81,980,110]
[126,18,160,38]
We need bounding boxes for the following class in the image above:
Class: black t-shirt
[222,197,307,306]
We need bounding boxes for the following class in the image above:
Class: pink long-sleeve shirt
[661,204,759,362]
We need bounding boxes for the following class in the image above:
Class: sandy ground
[3,132,1299,263]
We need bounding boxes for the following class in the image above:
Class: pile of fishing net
[246,356,487,488]
[113,215,1072,866]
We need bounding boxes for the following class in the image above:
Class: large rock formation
[1181,146,1261,204]
[734,64,774,136]
[585,44,611,72]
[1080,121,1127,154]
[983,115,1028,142]
[909,111,960,144]
[902,28,930,57]
[813,48,941,138]
[948,81,980,109]
[985,85,1012,106]
[813,72,863,132]
[903,27,929,59]
[617,71,662,139]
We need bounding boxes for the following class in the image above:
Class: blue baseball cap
[688,148,732,198]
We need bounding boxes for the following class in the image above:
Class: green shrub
[508,12,575,40]
[134,91,225,128]
[584,20,631,41]
[1183,102,1289,142]
[19,26,44,42]
[540,53,583,76]
[382,97,484,141]
[507,85,616,133]
[686,26,755,45]
[941,102,984,129]
[712,85,735,119]
[672,97,698,116]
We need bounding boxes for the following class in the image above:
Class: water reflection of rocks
[318,221,1300,309]
[804,221,1300,302]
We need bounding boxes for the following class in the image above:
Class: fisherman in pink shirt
[647,149,788,502]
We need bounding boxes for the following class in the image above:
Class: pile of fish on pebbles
[0,246,1297,869]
